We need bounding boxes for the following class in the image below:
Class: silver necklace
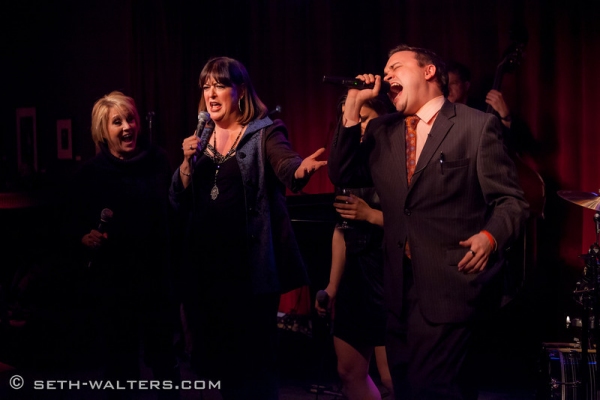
[207,127,244,200]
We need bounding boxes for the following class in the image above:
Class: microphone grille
[100,208,114,222]
[198,111,210,122]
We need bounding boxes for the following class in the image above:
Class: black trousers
[385,257,478,400]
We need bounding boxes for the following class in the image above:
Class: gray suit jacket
[328,100,529,324]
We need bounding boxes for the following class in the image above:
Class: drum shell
[540,344,597,400]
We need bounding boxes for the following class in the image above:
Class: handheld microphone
[316,290,329,309]
[197,119,215,154]
[196,111,211,137]
[97,208,113,233]
[88,208,113,268]
[192,118,215,168]
[323,76,391,93]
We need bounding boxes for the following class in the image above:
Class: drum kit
[547,190,600,400]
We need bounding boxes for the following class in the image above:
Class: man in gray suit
[328,44,529,399]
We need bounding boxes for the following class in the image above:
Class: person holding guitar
[447,61,513,129]
[447,56,544,217]
[447,61,487,112]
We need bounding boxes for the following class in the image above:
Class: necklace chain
[207,126,244,200]
[208,127,244,164]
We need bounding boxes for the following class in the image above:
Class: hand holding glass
[334,188,354,230]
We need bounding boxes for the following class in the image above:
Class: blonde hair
[90,91,141,149]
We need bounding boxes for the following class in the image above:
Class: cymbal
[579,253,600,260]
[557,190,600,211]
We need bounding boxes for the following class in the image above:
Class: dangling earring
[238,97,243,112]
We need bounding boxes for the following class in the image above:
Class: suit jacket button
[404,209,411,216]
[397,241,403,248]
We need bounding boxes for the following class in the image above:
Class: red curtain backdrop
[125,0,600,328]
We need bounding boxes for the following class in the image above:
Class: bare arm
[178,134,201,189]
[315,227,346,317]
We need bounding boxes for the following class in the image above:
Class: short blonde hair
[90,91,141,149]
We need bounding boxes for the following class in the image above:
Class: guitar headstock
[488,25,528,102]
[498,40,526,74]
[498,25,528,74]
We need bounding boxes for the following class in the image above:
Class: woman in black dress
[316,97,393,400]
[69,91,177,397]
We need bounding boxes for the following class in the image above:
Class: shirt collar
[414,96,445,124]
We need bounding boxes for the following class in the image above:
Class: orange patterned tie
[404,115,419,259]
[405,115,420,184]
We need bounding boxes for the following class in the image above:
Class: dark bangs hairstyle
[198,57,268,125]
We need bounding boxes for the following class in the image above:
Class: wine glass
[334,188,354,230]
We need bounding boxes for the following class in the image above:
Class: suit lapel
[383,114,410,189]
[410,101,455,187]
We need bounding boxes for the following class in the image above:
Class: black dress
[333,186,387,348]
[66,142,177,384]
[181,150,280,399]
[170,117,309,400]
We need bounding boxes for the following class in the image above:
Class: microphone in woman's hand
[316,290,329,309]
[88,208,113,268]
[195,111,210,137]
[192,113,215,167]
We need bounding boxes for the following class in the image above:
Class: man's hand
[343,74,383,126]
[457,232,493,273]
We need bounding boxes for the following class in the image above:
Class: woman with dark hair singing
[170,57,326,399]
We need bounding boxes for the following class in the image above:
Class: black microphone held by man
[323,75,391,93]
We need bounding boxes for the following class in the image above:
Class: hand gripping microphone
[87,208,113,268]
[197,118,215,154]
[323,76,391,93]
[192,118,215,169]
[316,290,329,309]
[97,208,113,233]
[190,111,215,169]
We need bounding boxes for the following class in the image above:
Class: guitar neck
[486,66,505,114]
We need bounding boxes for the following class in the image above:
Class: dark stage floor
[0,348,540,400]
[0,317,550,400]
[0,265,580,400]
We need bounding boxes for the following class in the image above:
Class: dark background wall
[1,0,599,386]
[2,0,552,194]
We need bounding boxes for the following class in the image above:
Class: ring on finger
[469,250,476,256]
